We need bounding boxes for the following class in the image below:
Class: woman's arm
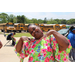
[16,36,31,54]
[44,30,69,51]
[0,41,3,49]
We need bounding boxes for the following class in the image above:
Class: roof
[14,23,20,25]
[25,24,29,26]
[0,23,6,25]
[43,24,54,26]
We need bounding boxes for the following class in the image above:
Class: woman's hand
[41,30,54,39]
[16,36,31,54]
[41,30,69,51]
[21,36,31,42]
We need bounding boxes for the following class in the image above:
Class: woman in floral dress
[15,24,72,62]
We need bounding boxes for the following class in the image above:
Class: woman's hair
[65,26,75,37]
[28,24,38,28]
[28,24,34,28]
[27,24,35,32]
[69,26,75,32]
[27,24,39,32]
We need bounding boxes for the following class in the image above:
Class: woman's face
[28,25,43,40]
[72,30,75,34]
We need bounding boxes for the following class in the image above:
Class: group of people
[0,24,75,62]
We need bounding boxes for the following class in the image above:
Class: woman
[15,24,72,62]
[67,26,75,61]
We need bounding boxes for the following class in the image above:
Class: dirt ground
[0,34,71,62]
[0,34,29,62]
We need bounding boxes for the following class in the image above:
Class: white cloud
[55,12,75,20]
[1,12,75,20]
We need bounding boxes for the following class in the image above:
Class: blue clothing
[7,33,13,39]
[7,33,15,45]
[72,28,75,31]
[67,31,75,48]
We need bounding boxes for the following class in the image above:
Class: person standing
[67,26,75,61]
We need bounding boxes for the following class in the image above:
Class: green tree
[61,19,67,24]
[31,18,38,23]
[23,17,28,24]
[38,19,43,24]
[69,19,75,24]
[0,13,8,23]
[17,15,21,23]
[66,20,71,24]
[43,17,47,24]
[17,15,28,23]
[54,19,61,24]
[21,15,26,23]
[47,18,54,24]
[9,14,16,23]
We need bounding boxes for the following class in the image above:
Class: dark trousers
[7,37,15,45]
[69,48,75,60]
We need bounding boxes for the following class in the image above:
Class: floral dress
[14,35,72,62]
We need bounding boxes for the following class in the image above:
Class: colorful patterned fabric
[14,35,72,62]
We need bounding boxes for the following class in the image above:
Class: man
[7,32,16,46]
[67,26,75,61]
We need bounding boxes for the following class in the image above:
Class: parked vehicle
[58,29,69,36]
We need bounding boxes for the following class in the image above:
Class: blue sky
[1,12,75,20]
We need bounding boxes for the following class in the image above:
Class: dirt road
[0,34,29,62]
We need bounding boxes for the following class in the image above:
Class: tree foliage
[0,12,75,25]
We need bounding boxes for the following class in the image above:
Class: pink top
[14,35,72,62]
